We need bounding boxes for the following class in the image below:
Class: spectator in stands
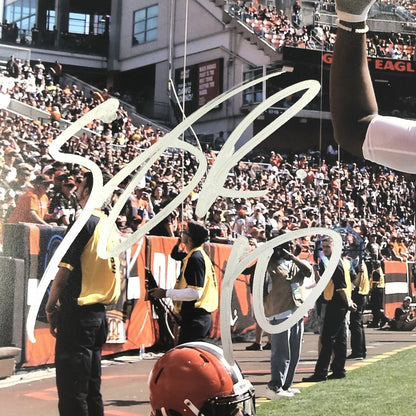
[392,236,409,261]
[269,151,283,170]
[223,209,237,238]
[6,56,19,78]
[34,59,45,87]
[292,1,302,27]
[151,186,164,213]
[31,24,39,45]
[390,43,402,59]
[48,179,78,226]
[366,233,383,261]
[246,205,266,235]
[49,170,69,200]
[233,207,248,237]
[208,208,231,244]
[2,147,18,182]
[127,187,154,226]
[8,162,33,197]
[50,60,63,84]
[149,199,178,237]
[1,52,416,262]
[8,174,53,225]
[229,0,415,63]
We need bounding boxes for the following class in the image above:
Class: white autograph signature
[20,71,342,366]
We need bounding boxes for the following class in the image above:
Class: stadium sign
[322,52,415,73]
[174,58,224,115]
[283,47,416,74]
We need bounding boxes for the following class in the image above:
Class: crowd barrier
[0,223,413,368]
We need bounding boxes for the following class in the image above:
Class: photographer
[389,296,416,331]
[265,238,312,398]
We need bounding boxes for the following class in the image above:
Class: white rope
[182,0,189,122]
[180,0,190,226]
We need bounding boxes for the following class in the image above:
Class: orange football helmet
[148,342,256,416]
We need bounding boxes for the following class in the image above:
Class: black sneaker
[263,342,271,350]
[302,374,327,382]
[347,354,364,360]
[327,373,346,380]
[245,342,262,351]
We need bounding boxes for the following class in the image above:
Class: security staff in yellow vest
[348,260,369,359]
[46,171,121,416]
[368,260,389,328]
[303,236,356,382]
[149,220,218,345]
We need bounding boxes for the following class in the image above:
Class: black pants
[55,304,108,416]
[315,304,347,377]
[349,293,367,357]
[370,287,386,325]
[178,312,212,345]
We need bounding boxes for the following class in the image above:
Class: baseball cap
[54,170,68,181]
[17,162,33,172]
[4,147,17,156]
[42,165,54,174]
[32,174,53,185]
[62,180,76,187]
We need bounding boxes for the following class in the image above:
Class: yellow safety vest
[369,267,385,288]
[173,247,218,314]
[353,262,370,295]
[323,258,352,301]
[78,211,121,306]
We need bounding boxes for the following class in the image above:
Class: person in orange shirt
[50,105,62,121]
[391,236,409,261]
[8,174,54,225]
[126,187,154,226]
[395,237,409,261]
[62,85,72,96]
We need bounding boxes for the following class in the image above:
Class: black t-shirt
[320,260,348,309]
[171,245,210,320]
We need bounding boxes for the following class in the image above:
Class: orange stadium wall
[1,223,412,367]
[1,224,257,367]
[384,260,413,319]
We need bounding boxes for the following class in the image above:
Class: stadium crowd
[228,1,416,60]
[0,57,415,264]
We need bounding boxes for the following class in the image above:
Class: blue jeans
[268,316,304,391]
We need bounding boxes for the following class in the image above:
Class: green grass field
[257,346,416,416]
